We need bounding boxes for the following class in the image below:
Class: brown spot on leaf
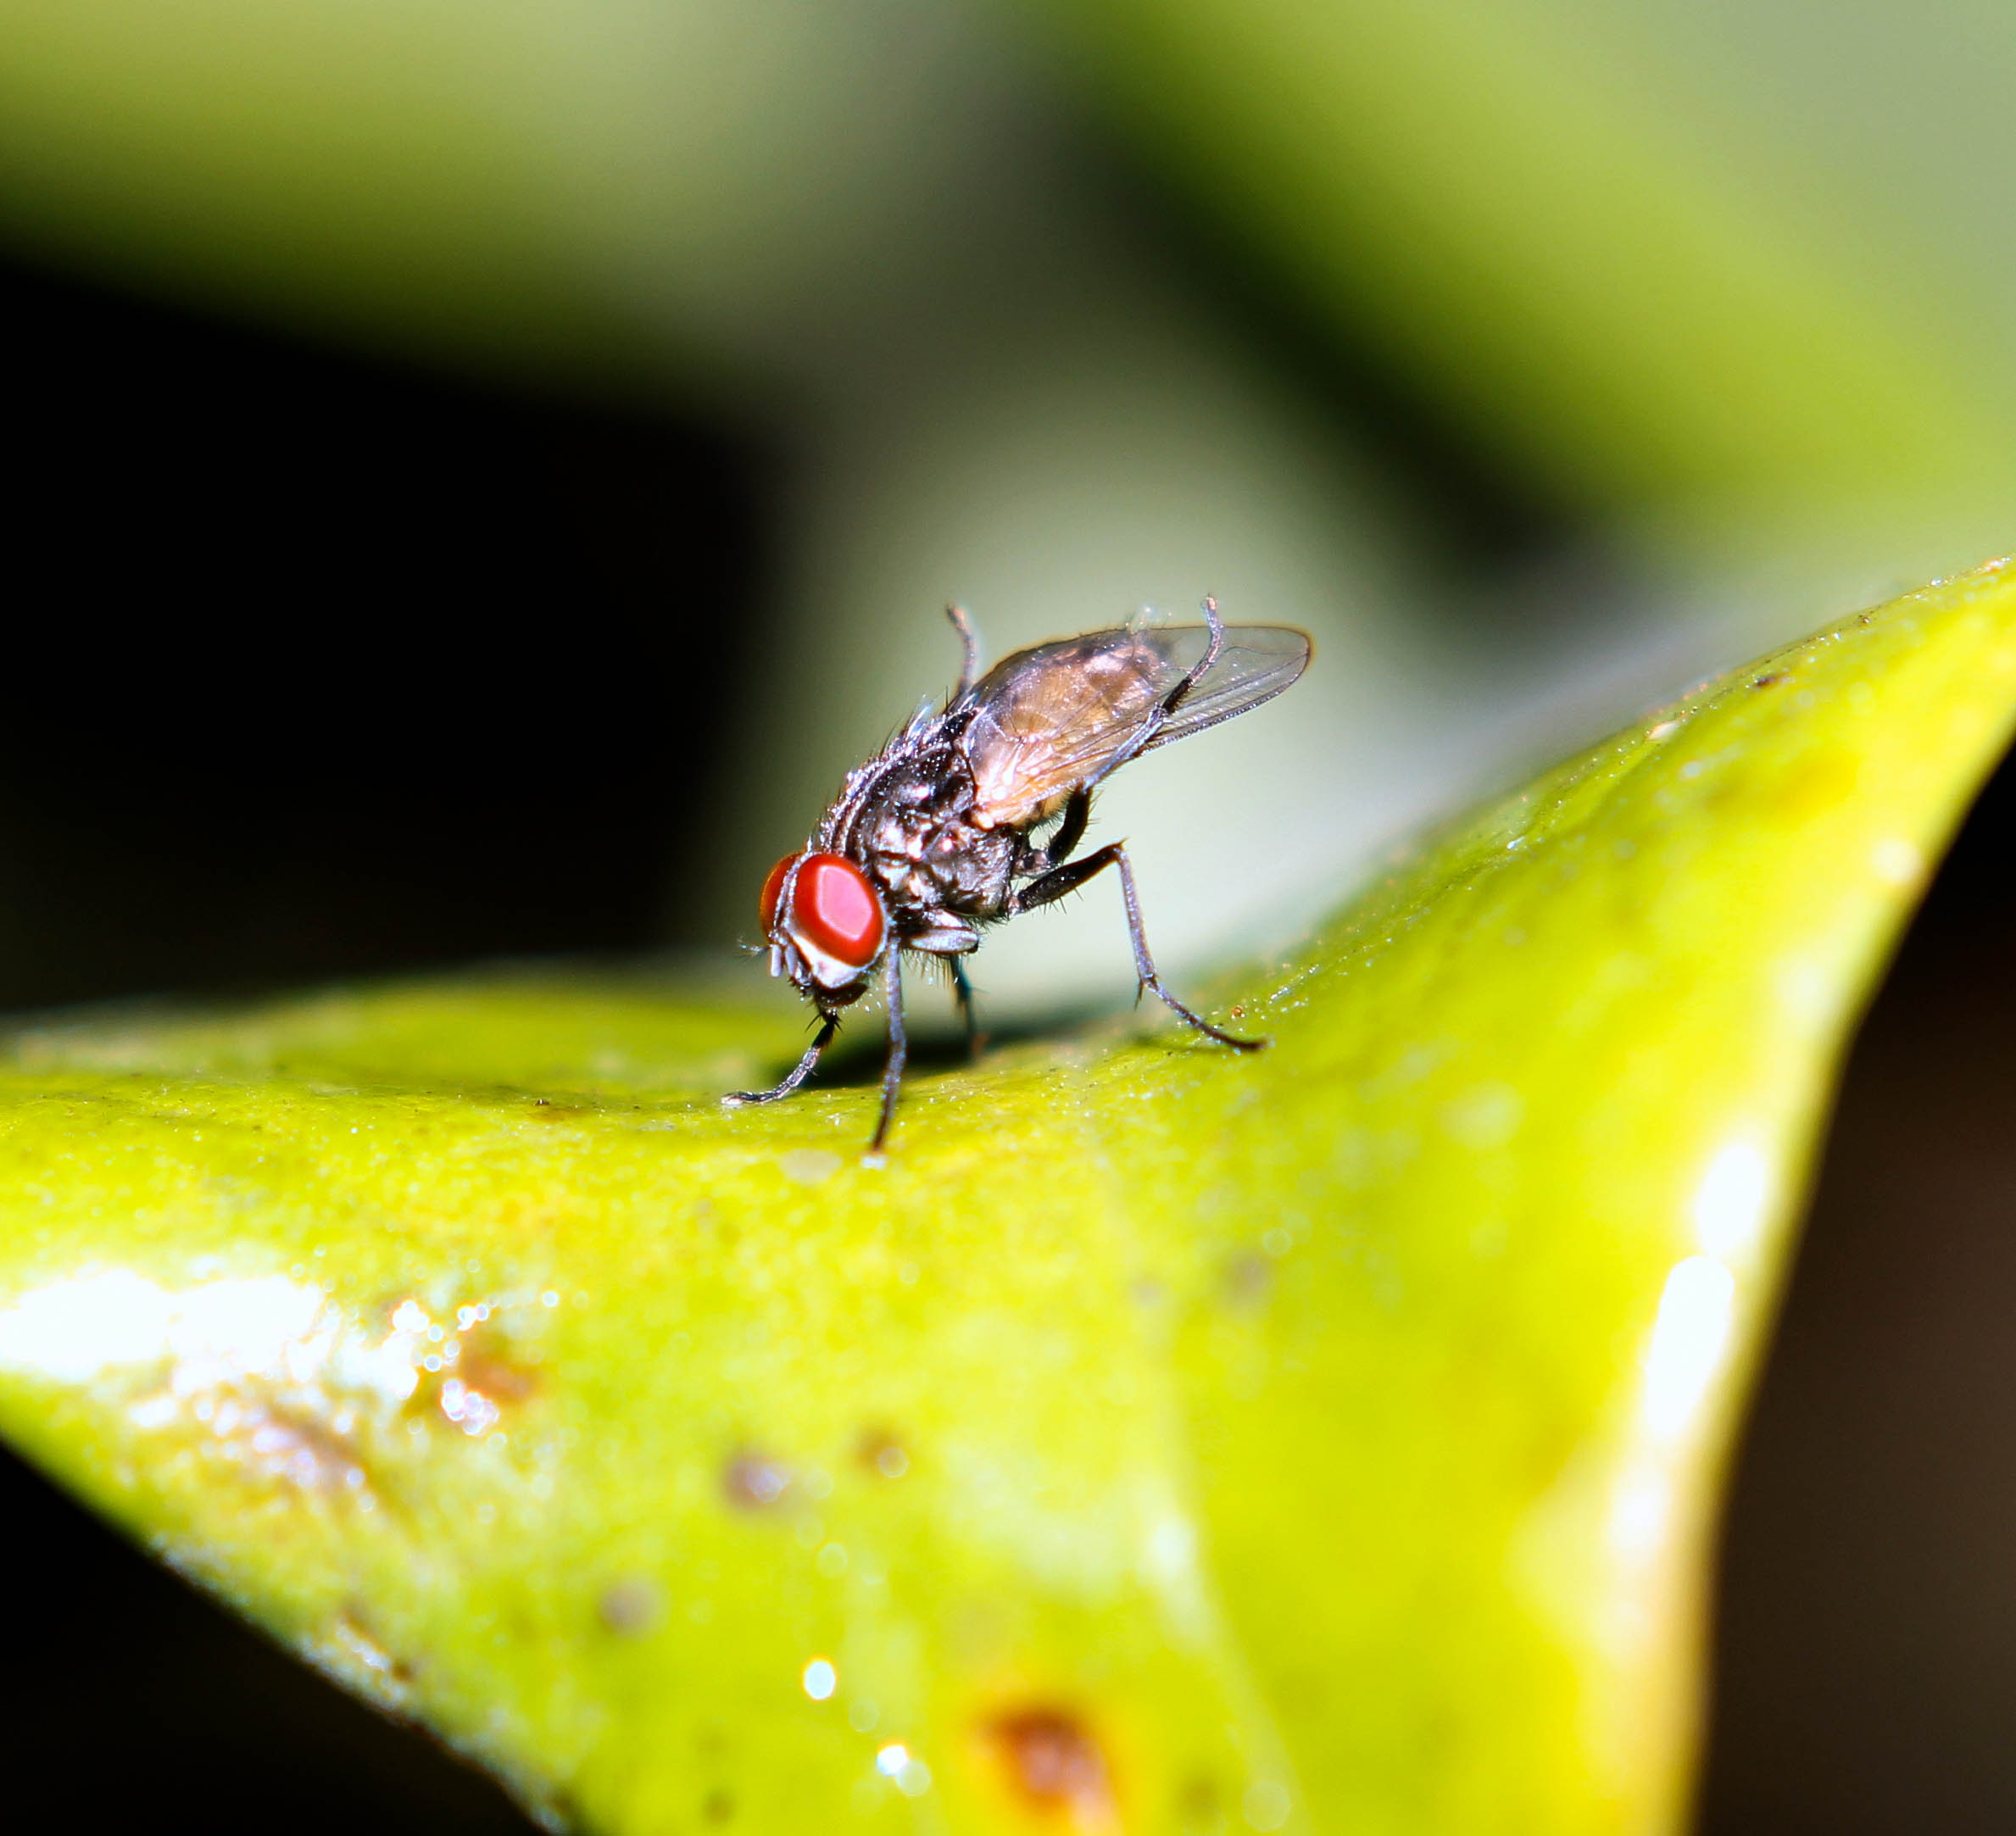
[1222,1250,1272,1306]
[246,1399,370,1494]
[457,1343,539,1403]
[599,1577,662,1635]
[402,1314,541,1438]
[856,1427,911,1478]
[979,1709,1112,1822]
[1179,1774,1222,1833]
[986,1707,1116,1827]
[703,1789,735,1823]
[1751,671,1789,688]
[330,1602,416,1704]
[724,1450,792,1507]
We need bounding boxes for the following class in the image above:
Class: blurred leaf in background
[1,0,2008,1010]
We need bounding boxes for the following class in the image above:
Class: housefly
[724,598,1312,1153]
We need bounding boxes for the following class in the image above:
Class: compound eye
[789,854,885,969]
[759,853,798,932]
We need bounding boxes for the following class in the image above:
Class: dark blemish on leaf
[856,1427,911,1478]
[1222,1250,1272,1306]
[456,1343,539,1404]
[599,1577,663,1635]
[985,1707,1115,1822]
[724,1450,793,1507]
[403,1315,540,1437]
[703,1789,735,1823]
[1751,672,1788,688]
[221,1395,370,1496]
[1179,1775,1222,1833]
[335,1602,417,1694]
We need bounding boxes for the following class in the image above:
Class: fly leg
[1080,598,1228,794]
[1135,594,1224,743]
[1013,841,1262,1050]
[909,922,985,1060]
[944,604,981,704]
[1171,596,1227,709]
[723,1013,839,1107]
[1042,787,1091,870]
[870,947,908,1156]
[948,956,983,1059]
[1020,787,1093,879]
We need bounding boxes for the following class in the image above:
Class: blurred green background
[0,0,2012,1830]
[2,0,2010,1016]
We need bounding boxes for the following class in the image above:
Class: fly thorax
[848,751,1014,919]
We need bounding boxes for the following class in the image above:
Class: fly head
[759,850,888,1004]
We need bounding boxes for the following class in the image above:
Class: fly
[724,597,1313,1154]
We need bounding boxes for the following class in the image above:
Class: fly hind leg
[948,956,983,1059]
[944,604,981,704]
[1012,842,1261,1050]
[907,921,984,1058]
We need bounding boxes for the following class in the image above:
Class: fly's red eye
[789,854,885,969]
[759,854,797,932]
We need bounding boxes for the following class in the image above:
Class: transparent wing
[1139,625,1313,751]
[960,623,1311,828]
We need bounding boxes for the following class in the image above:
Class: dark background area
[0,255,2012,1832]
[1698,754,2016,1831]
[0,256,771,1010]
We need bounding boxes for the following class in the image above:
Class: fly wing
[1139,624,1312,752]
[961,623,1311,828]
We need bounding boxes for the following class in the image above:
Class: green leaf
[1003,0,2016,522]
[2,561,2013,1833]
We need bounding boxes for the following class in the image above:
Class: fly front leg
[870,946,908,1156]
[723,1013,840,1107]
[1013,840,1262,1051]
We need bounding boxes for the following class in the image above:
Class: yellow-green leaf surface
[3,564,2013,1833]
